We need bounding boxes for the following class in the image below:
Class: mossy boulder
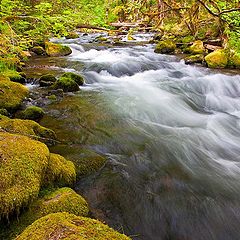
[189,40,205,55]
[16,212,131,240]
[0,78,29,111]
[39,74,57,87]
[16,106,45,121]
[0,108,8,116]
[0,132,50,219]
[228,52,240,69]
[66,32,79,39]
[31,46,45,55]
[154,40,176,54]
[61,72,84,86]
[3,188,89,239]
[44,153,76,187]
[53,77,79,92]
[45,42,72,57]
[0,116,56,144]
[0,132,76,219]
[184,54,204,65]
[3,70,26,83]
[205,49,228,68]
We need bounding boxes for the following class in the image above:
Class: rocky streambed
[2,31,240,240]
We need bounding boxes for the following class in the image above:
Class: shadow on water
[27,33,240,240]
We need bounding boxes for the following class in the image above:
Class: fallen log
[204,44,222,52]
[76,24,110,31]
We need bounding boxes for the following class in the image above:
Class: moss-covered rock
[65,32,79,39]
[45,42,72,57]
[3,70,26,83]
[39,74,57,87]
[189,40,205,55]
[205,49,228,68]
[0,132,76,219]
[16,212,131,240]
[0,78,28,111]
[184,54,204,65]
[31,46,45,55]
[3,188,89,239]
[53,76,79,92]
[44,153,76,187]
[0,117,56,144]
[154,40,176,54]
[0,132,50,219]
[0,108,8,116]
[61,72,84,86]
[16,106,44,121]
[228,52,240,69]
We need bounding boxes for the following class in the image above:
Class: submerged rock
[45,42,72,57]
[154,40,176,54]
[16,106,45,121]
[205,49,228,68]
[16,212,131,240]
[0,77,28,111]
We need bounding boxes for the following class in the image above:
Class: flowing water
[32,34,240,240]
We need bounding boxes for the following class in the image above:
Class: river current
[35,33,240,240]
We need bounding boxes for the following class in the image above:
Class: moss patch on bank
[16,212,131,240]
[0,116,56,144]
[4,188,89,239]
[0,132,76,220]
[0,132,50,219]
[0,77,28,111]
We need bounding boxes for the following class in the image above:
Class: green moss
[0,108,8,116]
[44,153,76,187]
[39,74,57,87]
[16,106,45,121]
[228,52,240,69]
[31,46,45,55]
[0,117,56,144]
[184,54,204,65]
[189,40,205,55]
[0,132,50,219]
[73,149,106,176]
[45,42,72,57]
[16,212,131,240]
[2,70,26,83]
[0,78,29,111]
[205,49,228,68]
[53,76,79,92]
[4,188,89,239]
[65,32,79,39]
[61,72,85,86]
[154,40,176,54]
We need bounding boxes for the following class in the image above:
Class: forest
[1,1,240,240]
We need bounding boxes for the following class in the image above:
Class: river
[27,33,240,240]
